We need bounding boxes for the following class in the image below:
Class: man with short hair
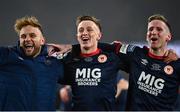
[51,14,179,111]
[115,14,180,110]
[60,15,126,110]
[0,16,65,111]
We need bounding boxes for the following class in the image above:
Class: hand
[111,40,122,45]
[47,43,72,56]
[59,86,71,103]
[164,49,179,63]
[115,79,128,98]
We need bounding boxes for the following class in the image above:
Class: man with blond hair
[0,16,64,111]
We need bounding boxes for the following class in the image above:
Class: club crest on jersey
[98,54,107,63]
[164,65,173,75]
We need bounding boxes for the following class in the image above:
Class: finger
[111,40,122,44]
[47,43,62,51]
[47,46,56,56]
[164,50,169,57]
[164,59,170,63]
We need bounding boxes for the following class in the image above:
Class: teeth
[82,37,89,41]
[24,43,33,47]
[24,45,33,49]
[82,39,89,41]
[25,46,32,48]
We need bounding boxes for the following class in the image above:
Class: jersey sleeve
[97,42,141,73]
[98,42,121,54]
[174,59,180,82]
[118,44,140,73]
[61,51,75,85]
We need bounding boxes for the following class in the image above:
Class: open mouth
[25,45,33,48]
[150,37,158,42]
[24,44,34,51]
[82,37,90,42]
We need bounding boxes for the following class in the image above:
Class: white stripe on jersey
[119,44,129,54]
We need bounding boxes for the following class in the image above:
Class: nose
[24,35,31,41]
[82,30,88,35]
[151,29,158,35]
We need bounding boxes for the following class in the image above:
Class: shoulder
[0,46,17,53]
[98,42,121,53]
[119,44,142,54]
[0,46,18,63]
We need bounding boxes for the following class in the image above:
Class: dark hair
[148,14,172,33]
[76,15,102,32]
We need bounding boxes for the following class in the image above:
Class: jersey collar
[80,48,101,57]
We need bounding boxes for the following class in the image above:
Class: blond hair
[14,16,43,35]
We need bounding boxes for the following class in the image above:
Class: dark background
[0,0,179,46]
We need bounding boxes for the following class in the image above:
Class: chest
[1,53,63,81]
[129,54,179,96]
[64,53,120,85]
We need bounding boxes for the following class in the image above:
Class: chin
[25,51,34,56]
[25,53,33,57]
[81,44,89,48]
[151,47,159,51]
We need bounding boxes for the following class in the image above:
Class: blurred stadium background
[0,0,179,55]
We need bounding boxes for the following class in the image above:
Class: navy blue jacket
[0,44,63,111]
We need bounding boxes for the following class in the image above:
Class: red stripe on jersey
[80,48,101,57]
[148,51,164,60]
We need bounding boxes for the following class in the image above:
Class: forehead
[20,25,42,35]
[78,20,99,29]
[148,20,168,29]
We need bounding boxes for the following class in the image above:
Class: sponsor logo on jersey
[151,64,161,71]
[84,57,93,62]
[137,71,165,96]
[98,54,107,63]
[75,68,101,86]
[164,65,173,75]
[73,58,80,61]
[141,59,148,65]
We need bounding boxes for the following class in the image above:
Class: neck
[80,45,98,54]
[33,46,42,58]
[80,48,100,57]
[149,47,168,56]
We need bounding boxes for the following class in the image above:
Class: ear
[166,34,172,42]
[40,37,45,45]
[97,32,102,40]
[146,35,149,42]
